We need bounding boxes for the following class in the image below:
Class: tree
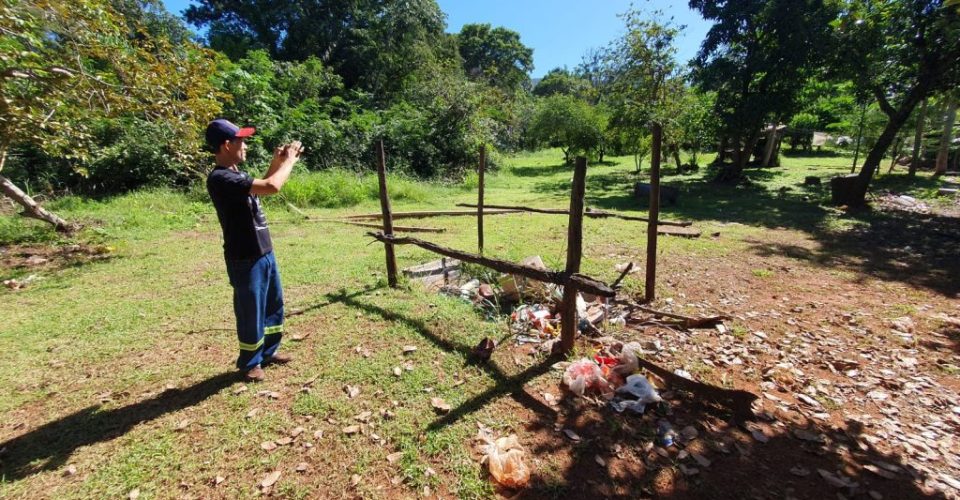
[602,11,681,171]
[830,0,960,205]
[532,68,594,101]
[185,0,450,98]
[0,0,221,230]
[456,23,533,92]
[528,95,605,163]
[934,99,958,175]
[690,0,836,182]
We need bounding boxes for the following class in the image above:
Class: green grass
[0,148,955,498]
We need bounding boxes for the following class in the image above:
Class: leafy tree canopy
[456,23,533,91]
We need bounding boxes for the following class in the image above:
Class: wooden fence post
[645,123,662,303]
[376,140,398,287]
[560,156,587,353]
[477,144,486,255]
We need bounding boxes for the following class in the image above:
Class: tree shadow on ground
[323,289,559,430]
[323,290,940,498]
[530,164,960,298]
[0,372,239,482]
[511,162,573,178]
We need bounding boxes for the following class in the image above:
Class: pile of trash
[561,340,664,415]
[405,256,629,347]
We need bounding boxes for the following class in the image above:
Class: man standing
[205,118,303,381]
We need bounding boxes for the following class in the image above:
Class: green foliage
[0,0,222,191]
[185,0,450,97]
[456,23,534,91]
[690,0,837,175]
[528,95,605,161]
[532,68,594,101]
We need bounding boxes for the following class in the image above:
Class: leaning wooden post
[376,140,398,287]
[645,124,662,303]
[477,144,486,255]
[560,156,587,353]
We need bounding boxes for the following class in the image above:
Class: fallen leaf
[342,425,361,435]
[691,453,711,468]
[313,429,324,440]
[290,426,305,438]
[260,441,277,451]
[296,462,309,473]
[275,437,292,446]
[790,466,811,477]
[431,397,451,413]
[128,488,140,500]
[345,385,361,399]
[260,470,281,489]
[214,475,225,486]
[233,385,248,395]
[793,429,824,443]
[863,464,897,479]
[350,474,361,487]
[246,408,261,419]
[290,332,311,341]
[595,455,606,466]
[393,366,402,377]
[386,451,404,464]
[355,411,372,422]
[563,429,582,442]
[174,419,191,431]
[402,345,417,354]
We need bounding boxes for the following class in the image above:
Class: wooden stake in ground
[645,123,662,303]
[376,140,398,287]
[561,157,587,353]
[477,144,485,255]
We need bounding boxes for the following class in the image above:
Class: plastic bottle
[657,419,676,447]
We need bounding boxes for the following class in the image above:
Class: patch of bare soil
[0,243,113,288]
[478,226,959,498]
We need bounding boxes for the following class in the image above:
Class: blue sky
[160,0,711,78]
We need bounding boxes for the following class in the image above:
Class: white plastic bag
[481,434,530,488]
[615,374,662,404]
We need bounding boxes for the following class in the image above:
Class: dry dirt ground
[474,202,960,499]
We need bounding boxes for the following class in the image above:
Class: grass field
[0,149,957,498]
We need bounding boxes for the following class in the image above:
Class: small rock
[344,385,361,399]
[386,451,404,464]
[402,345,417,354]
[681,426,699,440]
[275,437,292,446]
[296,462,310,473]
[63,465,77,477]
[260,441,277,451]
[350,474,361,487]
[342,425,361,435]
[128,488,140,500]
[563,429,582,442]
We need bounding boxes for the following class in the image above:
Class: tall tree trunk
[934,100,956,176]
[0,149,74,232]
[672,147,682,173]
[716,136,728,164]
[845,90,924,205]
[909,99,927,177]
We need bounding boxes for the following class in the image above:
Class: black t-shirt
[206,166,273,259]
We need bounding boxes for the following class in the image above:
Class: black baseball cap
[205,119,255,151]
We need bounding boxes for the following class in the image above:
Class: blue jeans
[225,252,284,371]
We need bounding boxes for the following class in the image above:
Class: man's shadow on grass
[0,372,238,482]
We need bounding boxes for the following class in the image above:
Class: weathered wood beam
[560,157,587,352]
[376,140,398,287]
[366,232,615,298]
[335,209,522,221]
[331,220,446,233]
[454,203,692,227]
